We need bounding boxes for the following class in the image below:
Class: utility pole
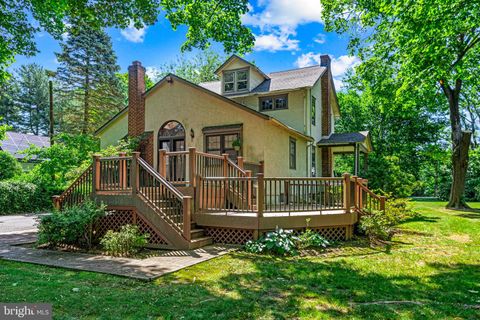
[46,70,56,145]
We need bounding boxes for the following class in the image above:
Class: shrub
[0,151,22,180]
[37,201,106,249]
[0,181,45,214]
[359,198,417,243]
[245,226,330,256]
[296,229,330,250]
[100,225,149,257]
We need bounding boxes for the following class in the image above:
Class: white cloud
[294,52,360,90]
[313,33,326,44]
[254,33,300,52]
[145,66,161,81]
[243,0,322,52]
[121,23,147,43]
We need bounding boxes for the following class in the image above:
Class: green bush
[245,226,330,256]
[359,198,417,243]
[100,225,149,257]
[37,201,106,249]
[0,151,22,180]
[0,181,45,214]
[296,229,330,250]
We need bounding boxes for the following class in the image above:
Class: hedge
[0,181,48,214]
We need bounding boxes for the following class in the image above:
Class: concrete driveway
[0,214,45,234]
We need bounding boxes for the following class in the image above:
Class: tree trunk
[440,79,471,209]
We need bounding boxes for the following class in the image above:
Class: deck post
[131,152,140,194]
[159,149,167,178]
[246,170,252,209]
[119,152,126,189]
[222,153,229,177]
[343,173,351,213]
[257,173,264,217]
[183,196,192,241]
[380,196,386,211]
[237,156,244,169]
[352,176,358,210]
[259,161,265,174]
[189,147,196,187]
[52,195,61,211]
[92,154,101,194]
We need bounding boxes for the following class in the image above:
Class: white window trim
[223,68,249,94]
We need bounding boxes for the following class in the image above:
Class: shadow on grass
[400,214,440,224]
[157,253,480,319]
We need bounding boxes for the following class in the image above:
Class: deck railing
[96,154,132,192]
[137,157,191,238]
[53,164,93,210]
[353,176,386,213]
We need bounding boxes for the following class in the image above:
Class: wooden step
[189,236,213,249]
[190,228,205,240]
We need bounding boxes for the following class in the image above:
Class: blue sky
[12,0,359,89]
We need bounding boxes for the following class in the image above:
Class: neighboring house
[0,131,50,170]
[96,54,371,177]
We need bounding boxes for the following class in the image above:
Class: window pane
[289,139,296,169]
[237,80,247,90]
[275,96,288,109]
[311,96,316,125]
[237,70,247,81]
[224,72,234,82]
[260,98,273,110]
[224,134,238,147]
[207,136,220,150]
[224,82,234,92]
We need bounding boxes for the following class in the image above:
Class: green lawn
[1,201,479,319]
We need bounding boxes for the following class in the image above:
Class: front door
[158,120,186,181]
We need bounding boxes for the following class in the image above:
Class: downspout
[305,89,310,176]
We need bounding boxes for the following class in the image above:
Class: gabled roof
[199,65,326,95]
[0,131,50,160]
[214,54,270,79]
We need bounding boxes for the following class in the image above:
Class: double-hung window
[223,69,249,93]
[289,137,296,170]
[311,96,316,125]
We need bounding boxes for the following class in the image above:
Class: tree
[0,0,254,84]
[150,49,225,84]
[321,0,480,208]
[0,80,22,129]
[55,22,124,134]
[15,64,50,135]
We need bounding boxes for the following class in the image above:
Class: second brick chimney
[128,61,146,137]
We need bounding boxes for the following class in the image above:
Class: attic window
[223,69,249,93]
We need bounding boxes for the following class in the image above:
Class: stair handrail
[53,164,93,210]
[352,177,386,213]
[137,156,192,240]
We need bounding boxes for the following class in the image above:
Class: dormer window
[223,68,249,93]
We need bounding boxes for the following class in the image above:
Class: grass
[1,201,479,319]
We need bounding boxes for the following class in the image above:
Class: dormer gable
[215,55,269,95]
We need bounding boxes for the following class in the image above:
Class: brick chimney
[128,61,146,137]
[320,54,333,176]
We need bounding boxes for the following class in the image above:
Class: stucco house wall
[143,79,309,178]
[97,111,128,149]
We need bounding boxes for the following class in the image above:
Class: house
[95,54,371,178]
[55,54,381,250]
[0,131,50,170]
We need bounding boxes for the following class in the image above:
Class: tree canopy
[321,0,480,208]
[0,0,254,83]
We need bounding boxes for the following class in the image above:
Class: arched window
[158,121,186,180]
[158,120,185,139]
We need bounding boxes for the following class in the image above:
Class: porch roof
[317,131,373,153]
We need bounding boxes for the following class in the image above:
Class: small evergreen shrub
[37,201,106,249]
[100,225,149,257]
[0,181,45,214]
[0,151,22,180]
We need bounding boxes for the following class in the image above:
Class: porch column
[354,143,360,176]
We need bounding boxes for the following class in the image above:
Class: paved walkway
[0,215,235,280]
